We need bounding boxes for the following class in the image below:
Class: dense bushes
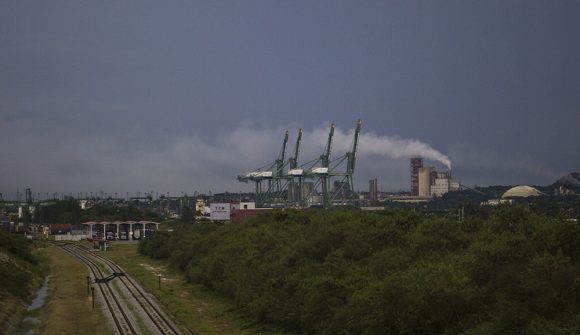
[0,230,42,299]
[139,208,580,334]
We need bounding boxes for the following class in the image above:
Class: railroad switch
[94,272,125,283]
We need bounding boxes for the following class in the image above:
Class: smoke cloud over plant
[0,119,559,197]
[358,133,451,169]
[294,124,451,169]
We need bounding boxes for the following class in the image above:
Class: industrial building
[418,166,434,197]
[482,185,543,206]
[210,203,231,221]
[410,157,423,196]
[412,158,460,198]
[82,221,160,241]
[369,178,378,203]
[430,171,460,197]
[502,185,543,198]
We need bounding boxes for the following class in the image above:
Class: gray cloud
[447,143,560,187]
[0,119,568,200]
[4,120,542,198]
[1,1,578,199]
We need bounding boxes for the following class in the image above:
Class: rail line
[58,244,181,335]
[59,243,138,335]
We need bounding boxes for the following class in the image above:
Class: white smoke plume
[306,125,452,170]
[358,133,452,169]
[0,120,451,196]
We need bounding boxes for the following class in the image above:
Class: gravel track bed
[59,243,183,335]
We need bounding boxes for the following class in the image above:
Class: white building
[430,177,450,197]
[196,198,205,213]
[239,202,256,210]
[210,203,231,221]
[481,199,513,206]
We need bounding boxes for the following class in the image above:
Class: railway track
[58,243,182,335]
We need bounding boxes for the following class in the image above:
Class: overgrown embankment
[139,208,580,334]
[0,230,46,334]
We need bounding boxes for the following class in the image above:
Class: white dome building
[501,185,543,198]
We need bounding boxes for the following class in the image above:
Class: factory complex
[2,119,578,232]
[410,157,460,198]
[235,120,460,208]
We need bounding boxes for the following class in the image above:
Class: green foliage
[137,231,173,259]
[34,198,81,224]
[0,230,42,299]
[79,203,159,222]
[0,229,37,265]
[139,207,580,334]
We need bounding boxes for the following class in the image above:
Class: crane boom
[276,130,289,177]
[347,119,362,174]
[290,128,303,169]
[322,123,335,168]
[279,130,289,162]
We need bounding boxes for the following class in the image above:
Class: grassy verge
[1,243,48,335]
[102,242,287,335]
[0,293,27,334]
[38,245,112,335]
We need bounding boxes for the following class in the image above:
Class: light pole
[91,286,95,309]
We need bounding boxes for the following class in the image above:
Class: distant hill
[552,172,580,195]
[555,172,580,187]
[429,173,580,210]
[463,172,580,199]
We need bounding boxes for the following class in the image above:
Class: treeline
[32,199,160,223]
[139,208,580,334]
[79,203,160,222]
[33,198,81,224]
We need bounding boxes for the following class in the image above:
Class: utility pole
[91,286,95,309]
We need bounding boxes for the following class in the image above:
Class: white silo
[418,167,434,197]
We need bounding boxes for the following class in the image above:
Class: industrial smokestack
[410,157,423,196]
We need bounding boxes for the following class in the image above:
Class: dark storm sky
[1,1,579,198]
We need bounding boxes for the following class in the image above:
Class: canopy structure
[81,221,160,240]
